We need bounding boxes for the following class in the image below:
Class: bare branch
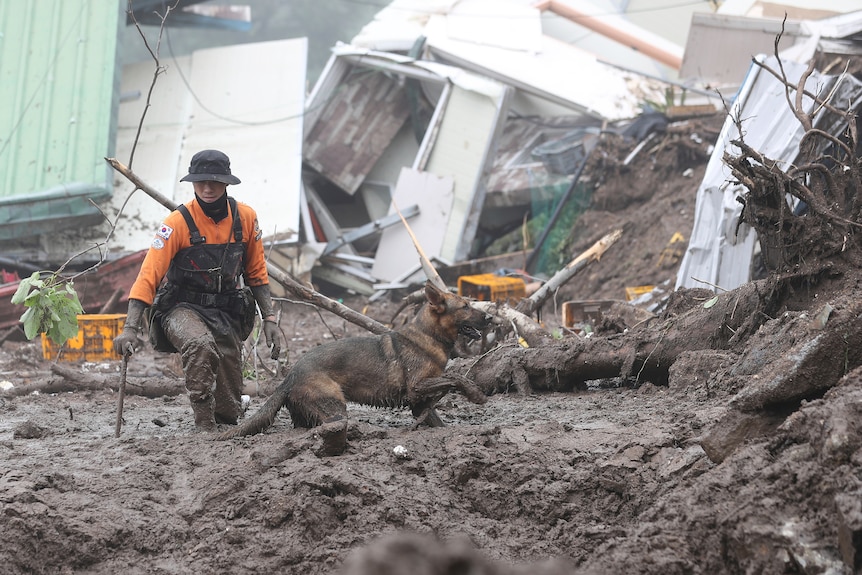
[788,162,837,202]
[125,0,177,169]
[810,60,850,120]
[798,128,855,163]
[39,2,181,290]
[751,59,847,119]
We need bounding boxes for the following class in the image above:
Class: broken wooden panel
[303,54,350,140]
[371,167,455,283]
[426,81,512,263]
[303,65,411,196]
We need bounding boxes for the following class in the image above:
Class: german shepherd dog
[218,282,492,455]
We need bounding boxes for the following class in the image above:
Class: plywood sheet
[371,167,454,282]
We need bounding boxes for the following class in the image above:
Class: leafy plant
[11,272,83,344]
[642,86,686,114]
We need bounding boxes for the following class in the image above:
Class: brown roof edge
[533,0,683,70]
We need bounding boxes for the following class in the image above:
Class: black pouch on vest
[148,283,179,353]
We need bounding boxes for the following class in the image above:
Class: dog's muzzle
[459,314,492,341]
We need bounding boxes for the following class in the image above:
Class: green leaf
[10,272,41,304]
[22,306,42,340]
[11,274,84,343]
[47,316,79,345]
[703,296,719,309]
[65,282,84,313]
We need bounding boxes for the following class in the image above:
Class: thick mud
[3,112,860,574]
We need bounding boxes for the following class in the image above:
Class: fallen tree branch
[516,228,623,317]
[265,261,389,335]
[472,301,554,348]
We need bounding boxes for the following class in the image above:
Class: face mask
[195,192,229,222]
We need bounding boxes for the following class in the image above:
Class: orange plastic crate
[41,314,128,362]
[457,273,526,304]
[561,300,617,329]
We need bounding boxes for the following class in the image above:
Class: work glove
[250,284,281,360]
[113,327,144,357]
[263,319,281,360]
[112,298,147,356]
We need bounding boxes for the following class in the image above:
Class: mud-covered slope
[3,109,862,574]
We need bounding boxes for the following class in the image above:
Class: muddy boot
[191,397,216,432]
[213,382,242,426]
[315,416,348,457]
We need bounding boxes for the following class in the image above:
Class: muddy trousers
[162,306,244,426]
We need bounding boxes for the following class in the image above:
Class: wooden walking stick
[115,348,130,437]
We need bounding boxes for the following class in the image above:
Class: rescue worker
[112,149,281,431]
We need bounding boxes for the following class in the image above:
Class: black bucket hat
[179,149,241,185]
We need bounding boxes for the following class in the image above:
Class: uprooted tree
[450,48,862,426]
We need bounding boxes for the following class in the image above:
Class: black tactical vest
[166,197,245,302]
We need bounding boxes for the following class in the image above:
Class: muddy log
[452,278,788,394]
[0,364,185,398]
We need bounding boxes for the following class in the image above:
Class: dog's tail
[216,373,295,440]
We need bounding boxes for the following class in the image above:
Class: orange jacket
[129,198,268,305]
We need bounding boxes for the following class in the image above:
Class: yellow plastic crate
[41,314,128,362]
[457,273,526,304]
[625,285,656,301]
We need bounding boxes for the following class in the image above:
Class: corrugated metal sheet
[0,0,122,238]
[680,13,804,88]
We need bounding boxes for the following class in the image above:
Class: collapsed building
[1,0,861,330]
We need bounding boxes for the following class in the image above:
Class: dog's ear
[424,281,446,311]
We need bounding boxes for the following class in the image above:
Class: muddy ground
[3,113,862,574]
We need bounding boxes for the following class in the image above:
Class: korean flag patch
[157,224,173,240]
[253,218,262,242]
